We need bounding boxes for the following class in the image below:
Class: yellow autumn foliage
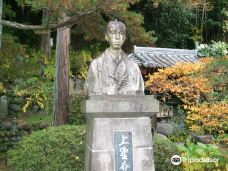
[186,102,228,134]
[16,89,46,113]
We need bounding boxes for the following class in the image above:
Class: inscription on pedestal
[114,131,133,171]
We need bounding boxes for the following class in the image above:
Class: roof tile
[128,46,199,68]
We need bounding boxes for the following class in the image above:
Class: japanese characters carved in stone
[84,20,144,96]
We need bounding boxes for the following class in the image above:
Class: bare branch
[1,20,47,30]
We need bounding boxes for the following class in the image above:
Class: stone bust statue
[84,20,144,96]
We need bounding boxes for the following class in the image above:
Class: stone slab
[82,95,159,117]
[86,117,152,149]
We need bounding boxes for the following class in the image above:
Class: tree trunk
[41,30,51,57]
[41,9,51,58]
[0,0,3,49]
[53,12,70,126]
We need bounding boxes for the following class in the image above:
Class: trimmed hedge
[7,125,85,171]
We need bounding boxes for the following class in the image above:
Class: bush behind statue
[68,93,86,125]
[7,125,85,171]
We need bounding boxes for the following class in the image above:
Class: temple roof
[128,46,199,68]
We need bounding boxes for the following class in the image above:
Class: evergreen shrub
[153,134,183,171]
[7,125,85,171]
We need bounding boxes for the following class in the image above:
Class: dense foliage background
[1,0,227,109]
[0,0,227,170]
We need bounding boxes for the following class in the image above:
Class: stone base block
[85,117,155,171]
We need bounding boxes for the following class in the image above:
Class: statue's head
[105,20,126,50]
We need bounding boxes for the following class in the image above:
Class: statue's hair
[106,20,126,34]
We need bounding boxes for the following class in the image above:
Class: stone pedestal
[83,96,159,171]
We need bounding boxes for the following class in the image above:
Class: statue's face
[105,25,126,50]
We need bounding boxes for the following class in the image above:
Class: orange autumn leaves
[145,58,212,105]
[145,58,227,134]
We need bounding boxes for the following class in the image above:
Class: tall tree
[53,11,70,126]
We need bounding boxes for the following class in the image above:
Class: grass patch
[25,114,52,125]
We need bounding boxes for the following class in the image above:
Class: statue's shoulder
[89,52,105,70]
[95,52,105,62]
